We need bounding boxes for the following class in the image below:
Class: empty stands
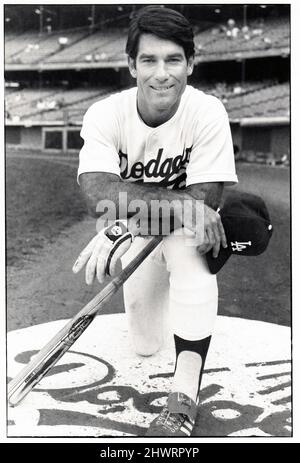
[5,80,290,124]
[5,15,290,67]
[4,5,290,162]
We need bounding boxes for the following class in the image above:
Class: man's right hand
[72,220,133,285]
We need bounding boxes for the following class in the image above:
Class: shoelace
[158,409,185,432]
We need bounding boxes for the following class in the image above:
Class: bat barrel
[8,236,162,406]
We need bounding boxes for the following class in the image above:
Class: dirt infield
[6,216,124,331]
[5,154,86,267]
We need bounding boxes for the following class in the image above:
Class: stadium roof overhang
[6,117,290,129]
[5,61,128,72]
[5,120,67,127]
[240,116,290,126]
[195,47,290,63]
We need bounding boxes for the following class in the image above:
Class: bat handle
[114,235,162,286]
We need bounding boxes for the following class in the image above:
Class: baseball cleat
[145,392,197,437]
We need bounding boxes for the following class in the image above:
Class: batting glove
[72,220,134,285]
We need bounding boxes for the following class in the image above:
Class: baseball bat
[8,235,162,407]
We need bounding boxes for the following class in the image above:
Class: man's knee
[130,335,162,357]
[125,307,164,357]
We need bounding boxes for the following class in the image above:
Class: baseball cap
[206,191,273,274]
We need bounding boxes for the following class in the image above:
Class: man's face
[128,33,194,126]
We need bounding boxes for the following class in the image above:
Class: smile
[151,85,174,92]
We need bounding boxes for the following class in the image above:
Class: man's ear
[128,57,137,78]
[187,57,194,77]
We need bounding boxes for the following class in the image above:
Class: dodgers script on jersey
[78,85,238,189]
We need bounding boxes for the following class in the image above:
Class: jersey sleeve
[77,99,121,181]
[186,98,238,187]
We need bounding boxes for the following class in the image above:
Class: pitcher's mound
[7,314,291,437]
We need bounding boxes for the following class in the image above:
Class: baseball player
[73,6,238,436]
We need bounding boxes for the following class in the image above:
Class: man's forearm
[186,182,224,211]
[80,172,186,214]
[79,172,224,236]
[80,171,188,220]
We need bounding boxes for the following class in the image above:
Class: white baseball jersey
[78,85,238,189]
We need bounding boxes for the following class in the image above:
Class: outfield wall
[5,125,82,154]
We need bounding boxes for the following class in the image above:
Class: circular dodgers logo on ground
[7,314,291,437]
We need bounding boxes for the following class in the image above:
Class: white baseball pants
[121,231,218,356]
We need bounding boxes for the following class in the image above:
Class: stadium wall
[242,124,289,160]
[22,126,43,148]
[230,124,242,156]
[270,125,290,158]
[6,126,42,150]
[5,126,21,145]
[5,124,83,153]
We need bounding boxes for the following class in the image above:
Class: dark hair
[126,6,195,61]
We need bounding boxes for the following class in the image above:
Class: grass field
[5,152,291,327]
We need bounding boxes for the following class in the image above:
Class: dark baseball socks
[171,334,211,403]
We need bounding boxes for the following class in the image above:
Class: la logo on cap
[206,191,273,274]
[231,241,252,252]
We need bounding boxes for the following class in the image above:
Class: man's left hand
[197,204,227,258]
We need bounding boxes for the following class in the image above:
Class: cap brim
[206,246,232,274]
